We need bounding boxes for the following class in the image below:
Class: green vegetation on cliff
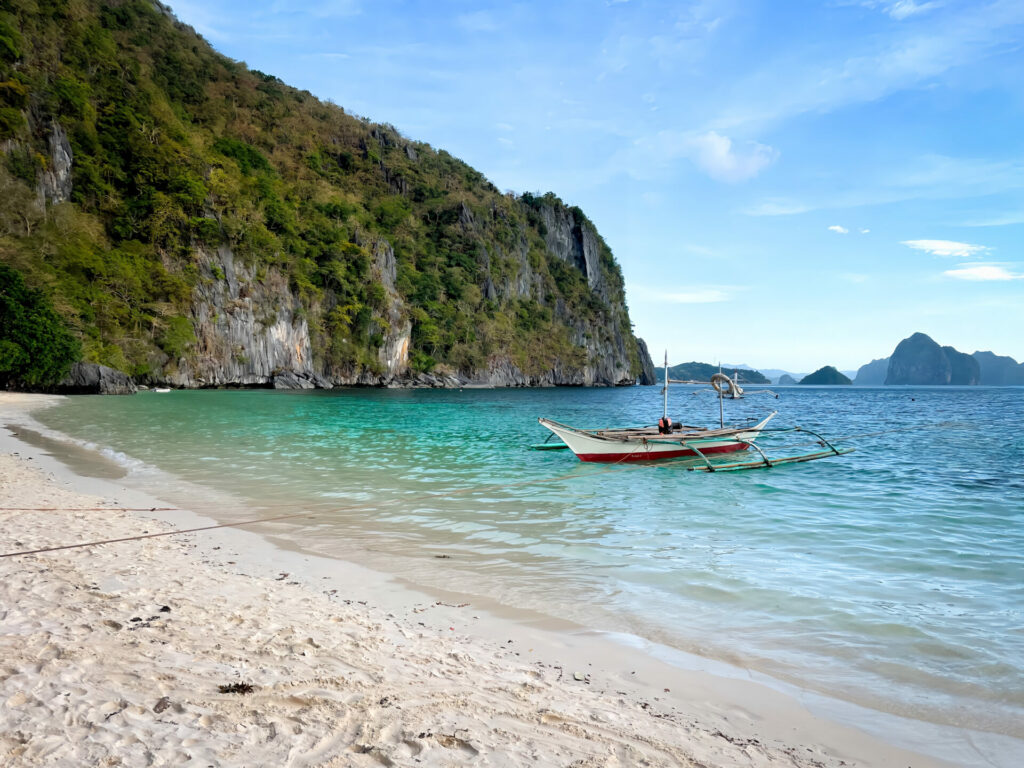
[0,0,646,385]
[667,362,770,384]
[0,263,80,388]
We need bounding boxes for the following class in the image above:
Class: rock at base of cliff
[57,363,137,395]
[272,370,332,390]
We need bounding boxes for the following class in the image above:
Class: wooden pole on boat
[718,362,724,428]
[663,350,669,421]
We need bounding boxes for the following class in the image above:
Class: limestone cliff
[0,0,655,390]
[853,357,889,386]
[972,351,1024,386]
[884,333,980,385]
[161,199,655,389]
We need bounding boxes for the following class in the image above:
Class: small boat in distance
[154,387,171,393]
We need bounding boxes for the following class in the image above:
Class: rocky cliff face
[153,202,654,390]
[2,0,655,391]
[885,333,980,385]
[853,357,889,385]
[972,351,1024,386]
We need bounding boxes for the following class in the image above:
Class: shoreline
[0,392,1011,766]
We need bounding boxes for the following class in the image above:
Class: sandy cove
[0,393,955,767]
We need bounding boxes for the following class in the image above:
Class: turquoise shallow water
[36,385,1024,736]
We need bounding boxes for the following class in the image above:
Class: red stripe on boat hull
[575,442,750,463]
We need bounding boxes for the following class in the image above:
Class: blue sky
[169,0,1024,371]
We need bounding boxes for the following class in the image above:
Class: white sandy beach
[0,392,961,767]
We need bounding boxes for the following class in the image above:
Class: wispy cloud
[634,284,744,303]
[903,239,988,257]
[712,1,1024,133]
[859,228,871,234]
[684,131,778,183]
[457,11,499,33]
[828,224,849,234]
[886,1,943,21]
[271,0,360,18]
[962,211,1024,227]
[743,199,812,217]
[746,155,1024,216]
[943,263,1024,281]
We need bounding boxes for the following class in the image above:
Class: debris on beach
[218,683,255,695]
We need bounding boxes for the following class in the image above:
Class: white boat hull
[538,414,775,463]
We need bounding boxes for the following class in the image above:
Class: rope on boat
[0,421,951,560]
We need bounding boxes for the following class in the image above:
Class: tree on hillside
[0,263,80,389]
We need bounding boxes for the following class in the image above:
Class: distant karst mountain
[667,362,770,384]
[777,374,797,386]
[884,333,980,385]
[853,357,889,385]
[798,366,852,385]
[972,351,1024,386]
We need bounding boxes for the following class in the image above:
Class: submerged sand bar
[0,392,988,766]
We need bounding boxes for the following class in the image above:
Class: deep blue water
[36,385,1024,736]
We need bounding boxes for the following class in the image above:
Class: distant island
[885,333,979,385]
[849,333,1023,386]
[798,366,852,385]
[668,362,770,384]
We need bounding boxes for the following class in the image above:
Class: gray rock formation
[56,363,137,395]
[636,339,657,386]
[853,357,889,385]
[972,351,1024,385]
[37,122,73,205]
[885,333,980,385]
[144,200,653,390]
[168,245,317,388]
[942,346,980,385]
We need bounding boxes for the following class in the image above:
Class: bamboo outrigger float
[536,352,854,471]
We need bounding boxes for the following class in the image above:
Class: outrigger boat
[537,353,853,471]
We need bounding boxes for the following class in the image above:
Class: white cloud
[943,264,1024,281]
[663,288,733,303]
[711,2,1024,133]
[270,0,361,18]
[903,239,988,257]
[828,225,849,234]
[457,11,498,33]
[614,129,777,184]
[859,228,871,234]
[634,285,743,303]
[886,1,942,20]
[962,211,1024,227]
[743,199,812,216]
[685,131,778,183]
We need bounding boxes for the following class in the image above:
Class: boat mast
[718,362,724,428]
[663,350,669,421]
